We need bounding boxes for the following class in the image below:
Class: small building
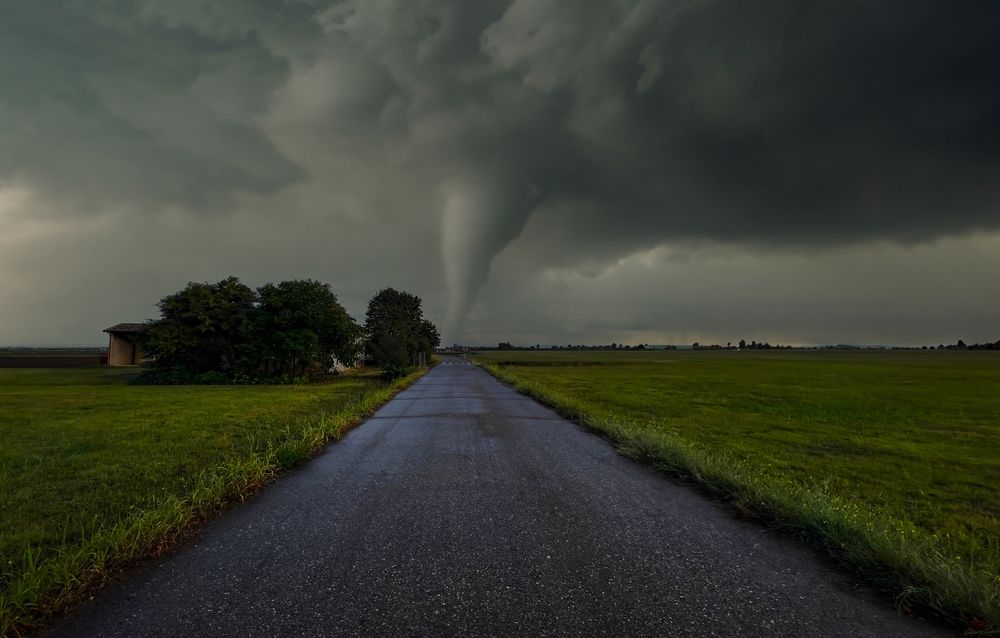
[104,323,146,366]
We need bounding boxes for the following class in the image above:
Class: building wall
[108,334,142,366]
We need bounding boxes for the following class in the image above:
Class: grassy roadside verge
[0,368,427,637]
[480,360,998,633]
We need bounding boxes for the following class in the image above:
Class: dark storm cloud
[311,0,1000,329]
[481,1,1000,253]
[2,0,998,344]
[0,1,303,212]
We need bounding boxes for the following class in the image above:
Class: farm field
[0,349,106,368]
[0,366,420,633]
[476,349,1000,626]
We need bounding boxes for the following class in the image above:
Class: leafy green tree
[420,318,441,357]
[364,288,437,377]
[246,279,361,376]
[142,276,256,376]
[141,277,363,383]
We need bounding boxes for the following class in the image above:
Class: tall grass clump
[481,362,999,633]
[0,369,426,637]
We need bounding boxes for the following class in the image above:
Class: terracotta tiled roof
[104,323,146,334]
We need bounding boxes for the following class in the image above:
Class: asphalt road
[48,358,947,637]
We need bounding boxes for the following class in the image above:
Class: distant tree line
[490,342,661,351]
[487,341,795,351]
[735,339,791,350]
[920,339,1000,351]
[455,337,1000,353]
[964,340,1000,350]
[137,277,439,384]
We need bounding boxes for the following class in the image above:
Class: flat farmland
[0,367,421,633]
[476,349,1000,627]
[0,351,105,368]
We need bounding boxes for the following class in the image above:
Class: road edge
[2,367,431,638]
[476,360,992,635]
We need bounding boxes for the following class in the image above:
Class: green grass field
[477,349,1000,630]
[0,366,423,634]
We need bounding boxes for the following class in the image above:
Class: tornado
[440,171,540,343]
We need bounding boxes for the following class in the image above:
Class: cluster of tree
[736,340,791,350]
[689,341,790,350]
[468,341,806,351]
[963,340,1000,350]
[138,277,438,384]
[461,338,1000,354]
[920,339,1000,350]
[488,343,657,351]
[551,343,657,350]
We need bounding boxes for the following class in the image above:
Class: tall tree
[247,280,361,375]
[420,318,441,356]
[364,288,437,376]
[142,276,256,374]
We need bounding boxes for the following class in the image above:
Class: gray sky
[2,0,999,347]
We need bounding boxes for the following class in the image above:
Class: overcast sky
[2,0,999,347]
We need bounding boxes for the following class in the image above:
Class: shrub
[380,362,413,380]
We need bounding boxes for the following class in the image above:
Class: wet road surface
[48,357,947,637]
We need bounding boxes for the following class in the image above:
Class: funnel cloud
[1,0,999,346]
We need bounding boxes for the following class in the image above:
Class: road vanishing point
[48,357,947,637]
